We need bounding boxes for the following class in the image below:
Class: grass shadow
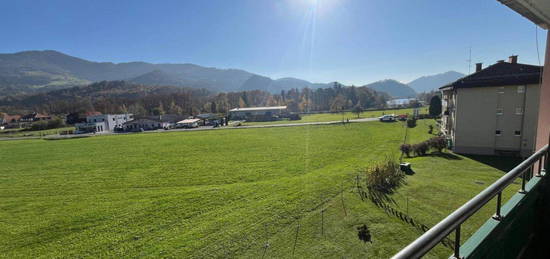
[358,186,455,250]
[462,154,523,172]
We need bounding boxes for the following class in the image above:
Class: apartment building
[441,56,542,156]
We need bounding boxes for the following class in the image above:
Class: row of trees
[0,81,391,117]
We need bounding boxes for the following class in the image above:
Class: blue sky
[0,0,546,84]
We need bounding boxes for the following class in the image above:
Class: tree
[330,95,346,112]
[168,101,183,115]
[210,102,217,113]
[238,97,246,108]
[152,102,165,116]
[128,103,147,116]
[352,105,363,118]
[286,100,299,113]
[429,95,442,117]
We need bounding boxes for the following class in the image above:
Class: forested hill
[0,50,330,96]
[0,81,389,116]
[365,79,417,98]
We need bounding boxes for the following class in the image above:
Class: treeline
[0,81,390,116]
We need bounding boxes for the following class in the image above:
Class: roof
[177,118,200,124]
[440,62,542,90]
[2,114,21,122]
[195,113,219,119]
[21,112,50,119]
[229,106,287,112]
[123,118,170,125]
[138,114,184,123]
[84,111,102,116]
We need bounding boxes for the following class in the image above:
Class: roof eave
[498,0,550,29]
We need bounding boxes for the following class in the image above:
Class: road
[0,117,381,141]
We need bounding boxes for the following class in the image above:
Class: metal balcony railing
[392,143,549,259]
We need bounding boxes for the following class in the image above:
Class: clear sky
[0,0,546,85]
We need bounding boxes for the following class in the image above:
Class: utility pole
[467,46,472,74]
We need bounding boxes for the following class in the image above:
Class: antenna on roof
[467,46,472,74]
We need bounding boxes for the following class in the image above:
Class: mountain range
[407,71,465,93]
[0,50,333,96]
[0,50,465,98]
[364,79,417,98]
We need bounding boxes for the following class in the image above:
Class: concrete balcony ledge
[456,172,546,259]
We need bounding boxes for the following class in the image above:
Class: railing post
[453,225,461,259]
[492,192,503,221]
[536,156,543,177]
[519,169,527,194]
[546,132,550,173]
[545,151,549,173]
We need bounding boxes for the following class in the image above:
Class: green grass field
[0,120,519,258]
[0,126,75,138]
[241,107,427,126]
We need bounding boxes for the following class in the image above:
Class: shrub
[364,159,405,194]
[428,136,447,152]
[29,117,65,131]
[400,144,412,157]
[406,117,417,128]
[30,121,48,131]
[47,117,65,129]
[412,142,429,156]
[288,113,301,120]
[357,224,372,243]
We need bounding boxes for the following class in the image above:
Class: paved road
[0,117,381,141]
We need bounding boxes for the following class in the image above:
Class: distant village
[0,106,294,134]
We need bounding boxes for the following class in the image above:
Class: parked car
[379,115,396,122]
[397,114,408,121]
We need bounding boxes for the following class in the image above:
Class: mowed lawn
[0,127,75,138]
[241,107,427,126]
[0,120,518,258]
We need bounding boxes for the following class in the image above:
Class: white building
[229,106,287,121]
[123,118,173,131]
[75,114,133,134]
[386,98,418,108]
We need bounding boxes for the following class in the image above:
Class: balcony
[392,143,550,258]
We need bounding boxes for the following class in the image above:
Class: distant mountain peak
[407,71,465,93]
[364,79,416,98]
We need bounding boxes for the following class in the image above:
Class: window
[495,130,502,136]
[514,130,521,136]
[517,85,525,93]
[515,107,523,115]
[113,118,115,121]
[496,108,503,115]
